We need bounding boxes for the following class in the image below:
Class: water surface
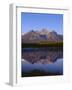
[21,48,63,77]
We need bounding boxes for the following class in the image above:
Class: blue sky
[21,12,63,35]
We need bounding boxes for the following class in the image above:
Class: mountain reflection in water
[21,48,63,77]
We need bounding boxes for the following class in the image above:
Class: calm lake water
[21,48,63,77]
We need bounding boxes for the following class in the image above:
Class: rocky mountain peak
[22,29,63,43]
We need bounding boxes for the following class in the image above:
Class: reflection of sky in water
[22,58,63,74]
[22,48,63,76]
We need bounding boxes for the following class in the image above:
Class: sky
[21,12,63,35]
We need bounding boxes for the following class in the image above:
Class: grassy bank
[22,42,63,48]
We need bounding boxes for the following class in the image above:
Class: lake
[21,47,63,77]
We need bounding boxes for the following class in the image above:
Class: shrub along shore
[22,42,63,48]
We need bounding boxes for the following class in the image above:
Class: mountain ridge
[22,29,63,43]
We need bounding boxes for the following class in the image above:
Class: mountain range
[22,29,63,43]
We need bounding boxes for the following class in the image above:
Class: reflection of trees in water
[22,69,62,77]
[22,50,63,64]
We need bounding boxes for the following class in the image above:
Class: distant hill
[22,29,63,43]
